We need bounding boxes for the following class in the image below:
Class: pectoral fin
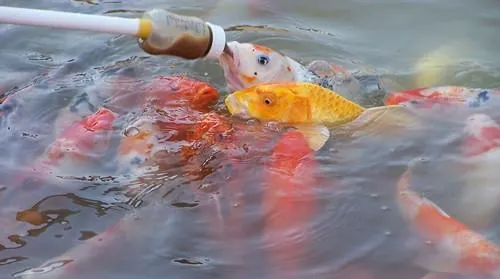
[293,124,330,151]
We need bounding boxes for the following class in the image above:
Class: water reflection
[1,0,500,279]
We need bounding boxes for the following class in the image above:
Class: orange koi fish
[396,160,500,279]
[262,130,318,279]
[116,75,220,176]
[15,107,117,185]
[225,82,421,151]
[143,75,220,112]
[41,107,117,170]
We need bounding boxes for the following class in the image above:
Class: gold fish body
[225,82,421,151]
[225,82,365,125]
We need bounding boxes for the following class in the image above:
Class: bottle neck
[204,22,226,59]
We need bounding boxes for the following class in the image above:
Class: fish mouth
[224,94,250,119]
[223,44,234,58]
[218,42,244,91]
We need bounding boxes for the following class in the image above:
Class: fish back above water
[225,82,426,150]
[384,86,500,109]
[225,82,365,125]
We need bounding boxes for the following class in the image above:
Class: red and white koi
[384,86,500,108]
[455,113,500,229]
[396,160,500,279]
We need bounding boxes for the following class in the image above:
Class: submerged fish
[262,130,318,279]
[396,160,500,279]
[455,113,500,229]
[32,107,117,177]
[218,41,384,103]
[116,75,221,176]
[384,86,500,109]
[143,75,220,112]
[225,82,421,151]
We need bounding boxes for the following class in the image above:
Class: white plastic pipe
[0,6,150,38]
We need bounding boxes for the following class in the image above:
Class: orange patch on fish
[118,127,153,157]
[462,114,500,157]
[115,76,225,176]
[144,75,220,112]
[239,73,257,84]
[253,44,273,54]
[46,107,117,162]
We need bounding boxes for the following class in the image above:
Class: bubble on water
[384,231,392,236]
[199,183,219,193]
[168,174,178,180]
[246,119,259,126]
[60,220,68,225]
[233,202,240,208]
[124,126,140,137]
[417,156,430,164]
[380,205,390,211]
[204,72,208,76]
[13,260,73,277]
[0,256,26,266]
[370,193,379,199]
[265,121,281,132]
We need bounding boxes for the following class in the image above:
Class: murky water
[1,0,500,279]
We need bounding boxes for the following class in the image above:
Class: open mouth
[218,45,244,91]
[224,94,250,119]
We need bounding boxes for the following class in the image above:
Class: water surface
[0,0,500,278]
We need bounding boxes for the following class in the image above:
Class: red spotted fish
[29,107,117,178]
[116,75,221,176]
[384,86,500,109]
[396,160,500,279]
[218,41,385,103]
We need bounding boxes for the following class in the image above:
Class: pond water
[1,0,500,279]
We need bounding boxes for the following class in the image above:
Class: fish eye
[257,54,270,66]
[264,98,272,105]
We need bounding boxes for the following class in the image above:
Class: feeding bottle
[138,9,226,60]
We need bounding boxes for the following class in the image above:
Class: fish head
[224,83,311,123]
[462,113,500,156]
[79,107,117,132]
[145,76,220,111]
[219,41,296,91]
[45,107,118,163]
